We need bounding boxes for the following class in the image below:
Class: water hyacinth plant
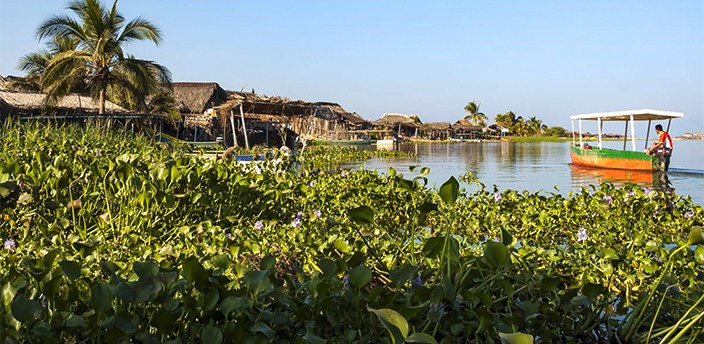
[0,121,702,343]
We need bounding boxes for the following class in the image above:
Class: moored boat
[569,109,683,172]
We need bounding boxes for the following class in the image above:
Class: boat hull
[570,146,664,171]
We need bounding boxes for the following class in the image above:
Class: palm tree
[526,116,546,135]
[11,36,80,91]
[463,100,488,126]
[36,0,171,115]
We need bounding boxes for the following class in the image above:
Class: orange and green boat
[569,109,684,172]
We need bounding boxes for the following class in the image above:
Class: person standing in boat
[645,124,673,171]
[645,124,673,155]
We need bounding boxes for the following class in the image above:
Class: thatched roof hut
[373,113,422,127]
[0,77,127,117]
[170,82,229,115]
[451,119,483,131]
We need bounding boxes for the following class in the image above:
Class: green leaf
[501,228,513,246]
[484,241,509,269]
[59,260,81,280]
[419,167,430,176]
[348,206,374,224]
[90,283,113,314]
[439,177,459,205]
[202,324,223,344]
[687,226,703,245]
[695,246,704,265]
[348,265,372,288]
[64,314,87,328]
[182,257,206,284]
[302,330,327,344]
[134,261,159,278]
[367,307,408,344]
[407,332,438,344]
[11,295,41,323]
[498,332,534,344]
[2,281,17,307]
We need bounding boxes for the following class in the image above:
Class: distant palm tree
[463,100,488,126]
[36,0,171,115]
[526,116,546,135]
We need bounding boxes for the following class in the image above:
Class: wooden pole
[230,110,238,147]
[240,103,249,149]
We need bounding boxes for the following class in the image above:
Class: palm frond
[119,17,162,45]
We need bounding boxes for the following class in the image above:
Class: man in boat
[645,124,673,170]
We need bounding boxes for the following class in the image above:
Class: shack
[169,82,229,141]
[451,119,484,140]
[421,122,452,140]
[373,113,423,138]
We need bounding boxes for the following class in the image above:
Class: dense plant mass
[0,122,702,343]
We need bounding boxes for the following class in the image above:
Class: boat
[569,109,683,172]
[315,139,373,145]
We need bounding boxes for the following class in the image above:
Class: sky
[1,0,703,135]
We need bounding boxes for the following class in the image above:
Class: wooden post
[240,103,249,149]
[230,110,238,147]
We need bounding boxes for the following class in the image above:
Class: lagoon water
[341,140,704,205]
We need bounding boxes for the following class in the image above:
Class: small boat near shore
[569,109,684,172]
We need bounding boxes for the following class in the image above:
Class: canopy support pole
[578,120,583,147]
[623,120,629,150]
[597,117,603,149]
[571,120,575,145]
[644,120,652,150]
[666,119,672,133]
[630,115,637,151]
[230,109,238,147]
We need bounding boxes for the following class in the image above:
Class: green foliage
[0,121,703,342]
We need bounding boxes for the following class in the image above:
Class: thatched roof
[452,119,483,131]
[373,113,422,127]
[170,82,229,114]
[424,122,451,130]
[217,91,368,124]
[0,83,126,115]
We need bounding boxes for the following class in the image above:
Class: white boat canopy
[570,109,684,121]
[569,109,684,151]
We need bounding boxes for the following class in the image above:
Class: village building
[421,122,452,140]
[372,113,422,139]
[169,82,230,142]
[451,119,483,140]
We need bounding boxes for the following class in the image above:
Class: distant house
[373,113,422,138]
[1,75,130,124]
[216,92,370,147]
[169,82,230,141]
[451,119,483,140]
[422,122,451,140]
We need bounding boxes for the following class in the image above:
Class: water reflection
[569,165,674,192]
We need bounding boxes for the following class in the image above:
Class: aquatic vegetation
[0,122,702,343]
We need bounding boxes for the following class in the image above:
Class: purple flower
[296,211,304,218]
[429,303,448,317]
[341,170,347,178]
[225,233,233,240]
[625,191,636,201]
[3,238,16,250]
[71,145,76,151]
[603,195,613,205]
[667,202,675,210]
[17,179,25,191]
[494,193,502,203]
[254,221,264,231]
[411,276,423,287]
[684,211,694,219]
[342,274,350,288]
[577,228,588,242]
[291,217,302,228]
[94,149,101,156]
[309,181,316,187]
[314,209,322,218]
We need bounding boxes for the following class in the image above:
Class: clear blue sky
[1,0,702,135]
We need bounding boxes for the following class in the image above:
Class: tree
[463,100,488,126]
[12,36,80,92]
[36,0,172,115]
[526,116,547,135]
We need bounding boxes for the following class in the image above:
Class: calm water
[341,140,704,205]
